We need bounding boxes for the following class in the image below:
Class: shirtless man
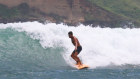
[68,31,82,66]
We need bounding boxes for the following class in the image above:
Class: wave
[0,22,140,69]
[0,28,67,71]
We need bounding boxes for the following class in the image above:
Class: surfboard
[75,64,89,70]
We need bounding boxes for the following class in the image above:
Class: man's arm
[74,37,78,50]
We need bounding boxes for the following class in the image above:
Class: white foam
[1,21,140,68]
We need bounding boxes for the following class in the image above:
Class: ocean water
[0,22,140,79]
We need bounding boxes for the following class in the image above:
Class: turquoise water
[1,68,140,79]
[0,22,140,79]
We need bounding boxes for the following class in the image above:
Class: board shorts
[73,46,82,54]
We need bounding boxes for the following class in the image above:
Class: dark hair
[68,31,73,35]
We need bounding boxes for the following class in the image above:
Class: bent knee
[71,54,74,58]
[74,52,78,56]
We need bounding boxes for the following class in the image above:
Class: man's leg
[74,52,82,65]
[71,52,78,63]
[71,52,82,65]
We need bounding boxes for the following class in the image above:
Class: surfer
[68,31,82,66]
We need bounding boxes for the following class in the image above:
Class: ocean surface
[0,22,140,79]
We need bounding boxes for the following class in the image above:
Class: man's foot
[76,62,82,66]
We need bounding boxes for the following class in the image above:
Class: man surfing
[68,31,82,66]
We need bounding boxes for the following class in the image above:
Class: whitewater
[0,21,140,70]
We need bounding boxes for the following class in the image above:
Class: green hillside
[88,0,140,25]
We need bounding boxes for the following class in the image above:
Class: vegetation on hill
[0,3,45,23]
[0,4,18,19]
[88,0,140,26]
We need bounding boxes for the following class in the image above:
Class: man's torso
[71,36,81,46]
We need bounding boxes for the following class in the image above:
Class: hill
[0,0,139,27]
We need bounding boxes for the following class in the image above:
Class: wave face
[0,22,140,70]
